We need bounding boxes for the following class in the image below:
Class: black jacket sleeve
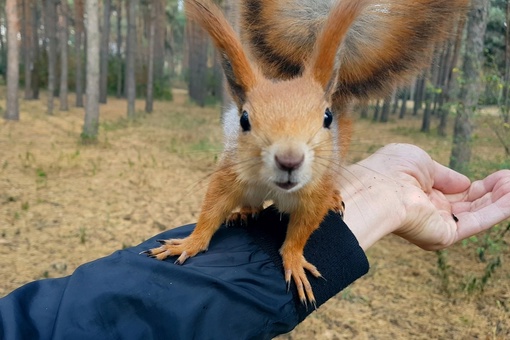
[0,207,368,340]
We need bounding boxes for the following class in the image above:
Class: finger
[464,170,510,202]
[431,161,471,194]
[455,198,510,241]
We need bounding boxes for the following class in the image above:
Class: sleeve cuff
[241,206,370,322]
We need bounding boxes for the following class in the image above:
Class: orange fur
[309,0,368,92]
[146,0,468,306]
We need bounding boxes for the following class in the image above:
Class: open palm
[351,144,510,250]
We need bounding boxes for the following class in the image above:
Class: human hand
[340,143,510,251]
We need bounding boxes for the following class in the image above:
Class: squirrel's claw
[283,254,321,309]
[141,237,205,262]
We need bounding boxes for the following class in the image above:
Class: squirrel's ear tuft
[185,0,257,107]
[308,0,367,98]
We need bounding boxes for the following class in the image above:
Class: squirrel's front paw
[281,251,322,309]
[141,237,207,264]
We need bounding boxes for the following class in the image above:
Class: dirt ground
[1,90,509,339]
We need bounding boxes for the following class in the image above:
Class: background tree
[75,0,85,107]
[187,18,208,107]
[22,0,34,100]
[82,0,100,140]
[99,0,111,104]
[126,0,138,118]
[450,0,491,173]
[501,0,510,123]
[5,0,19,120]
[115,0,123,98]
[58,0,69,111]
[145,2,155,113]
[437,15,466,136]
[44,0,57,115]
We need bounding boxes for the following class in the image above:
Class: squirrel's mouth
[275,181,298,190]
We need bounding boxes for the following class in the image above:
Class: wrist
[338,163,405,250]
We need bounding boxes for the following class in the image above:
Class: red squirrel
[144,0,468,307]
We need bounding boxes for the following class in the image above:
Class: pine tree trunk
[399,89,408,119]
[82,0,100,140]
[58,0,69,111]
[438,16,466,136]
[30,0,40,99]
[99,0,111,103]
[421,89,432,132]
[23,0,33,100]
[450,0,489,173]
[380,95,391,123]
[372,99,380,121]
[45,0,57,114]
[116,0,123,98]
[153,0,165,89]
[5,0,19,120]
[391,90,399,115]
[126,0,138,118]
[360,101,369,119]
[413,74,426,116]
[75,0,84,107]
[188,20,207,107]
[145,3,155,113]
[502,0,510,123]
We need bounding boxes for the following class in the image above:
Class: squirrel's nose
[275,153,304,172]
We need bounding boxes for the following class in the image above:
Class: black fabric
[0,208,368,339]
[243,207,370,322]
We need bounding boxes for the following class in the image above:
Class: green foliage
[484,2,506,73]
[437,223,510,295]
[80,132,98,144]
[79,227,87,244]
[436,250,451,296]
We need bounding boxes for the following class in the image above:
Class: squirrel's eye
[323,108,333,129]
[240,110,251,132]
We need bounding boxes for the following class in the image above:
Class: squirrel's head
[186,0,364,193]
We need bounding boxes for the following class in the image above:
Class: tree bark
[30,0,40,99]
[82,0,100,140]
[437,15,466,136]
[372,99,380,121]
[75,0,84,107]
[44,0,57,115]
[399,89,408,119]
[360,101,369,119]
[99,0,111,103]
[145,3,155,113]
[126,0,138,118]
[413,74,426,116]
[153,0,165,87]
[115,0,122,98]
[379,95,392,123]
[58,0,69,111]
[188,20,208,107]
[502,0,510,123]
[450,0,489,173]
[5,0,19,120]
[22,0,33,100]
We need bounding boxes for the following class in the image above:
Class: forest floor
[1,90,509,339]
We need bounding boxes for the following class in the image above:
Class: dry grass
[1,90,509,338]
